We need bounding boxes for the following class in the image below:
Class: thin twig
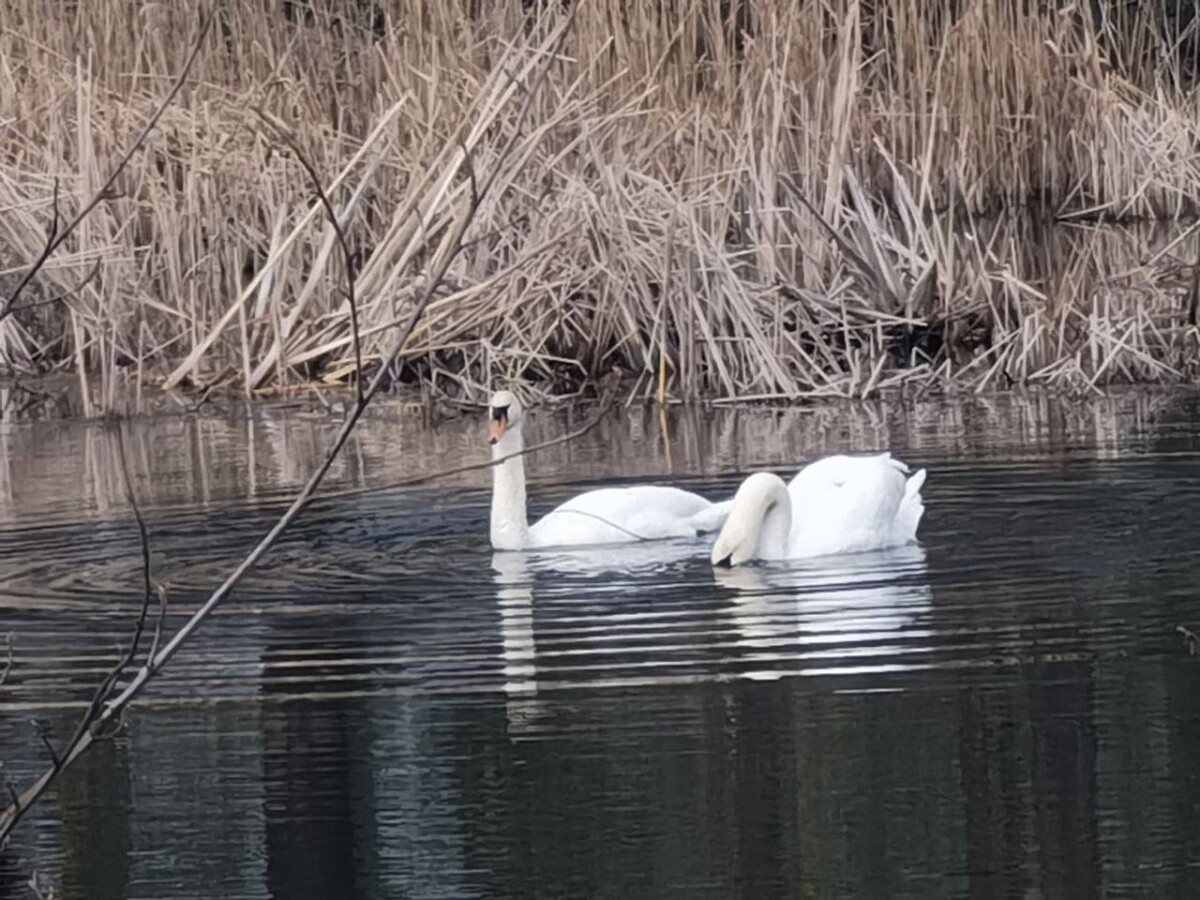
[1187,243,1200,328]
[12,260,103,314]
[0,634,12,687]
[0,11,212,323]
[540,507,654,541]
[148,583,169,663]
[34,727,60,771]
[316,391,617,501]
[257,112,365,404]
[114,424,157,668]
[55,425,157,762]
[0,5,577,845]
[46,179,61,242]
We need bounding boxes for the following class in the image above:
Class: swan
[487,389,732,551]
[710,454,926,566]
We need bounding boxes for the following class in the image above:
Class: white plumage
[710,453,927,566]
[487,390,732,551]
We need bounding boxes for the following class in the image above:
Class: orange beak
[488,414,508,445]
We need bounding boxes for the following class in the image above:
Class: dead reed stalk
[0,3,577,844]
[2,1,1200,405]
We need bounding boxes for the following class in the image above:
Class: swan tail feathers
[880,452,913,476]
[896,468,927,541]
[687,499,734,534]
[905,467,927,497]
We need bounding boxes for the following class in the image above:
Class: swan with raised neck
[485,388,735,551]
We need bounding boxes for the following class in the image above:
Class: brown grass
[2,0,1200,409]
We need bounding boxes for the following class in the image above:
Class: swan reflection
[491,539,716,732]
[715,544,934,680]
[491,550,538,686]
[490,539,933,723]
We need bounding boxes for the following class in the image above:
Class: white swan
[487,390,732,551]
[710,453,926,566]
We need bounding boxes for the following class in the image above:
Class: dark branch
[0,633,12,687]
[316,390,617,502]
[114,424,157,670]
[0,11,212,323]
[0,425,159,846]
[1187,244,1200,328]
[56,425,155,766]
[12,259,104,314]
[46,179,61,243]
[148,583,169,664]
[34,725,60,771]
[0,5,578,846]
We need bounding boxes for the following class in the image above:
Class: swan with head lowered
[710,453,926,566]
[487,390,732,551]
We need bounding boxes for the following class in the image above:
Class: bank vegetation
[2,0,1200,408]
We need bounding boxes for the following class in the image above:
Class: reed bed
[2,0,1200,409]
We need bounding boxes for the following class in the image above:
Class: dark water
[3,391,1200,898]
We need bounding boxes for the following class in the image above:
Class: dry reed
[2,0,1200,408]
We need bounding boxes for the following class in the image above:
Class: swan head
[487,390,524,446]
[710,472,792,567]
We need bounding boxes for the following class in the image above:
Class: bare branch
[46,179,61,243]
[53,424,156,766]
[256,112,365,404]
[316,390,617,501]
[34,725,60,771]
[1187,243,1200,328]
[0,11,212,323]
[12,259,103,314]
[148,583,169,663]
[0,5,578,845]
[0,634,12,687]
[113,424,157,670]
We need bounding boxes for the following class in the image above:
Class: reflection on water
[3,390,1200,897]
[715,545,934,680]
[0,387,1189,524]
[493,551,538,705]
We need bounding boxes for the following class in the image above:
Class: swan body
[711,454,926,566]
[487,390,732,551]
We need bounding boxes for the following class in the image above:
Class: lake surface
[2,389,1200,898]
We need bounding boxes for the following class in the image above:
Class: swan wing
[686,498,734,534]
[785,453,921,555]
[528,485,719,548]
[894,466,926,542]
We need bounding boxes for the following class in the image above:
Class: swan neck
[714,473,793,565]
[491,426,530,550]
[758,487,792,560]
